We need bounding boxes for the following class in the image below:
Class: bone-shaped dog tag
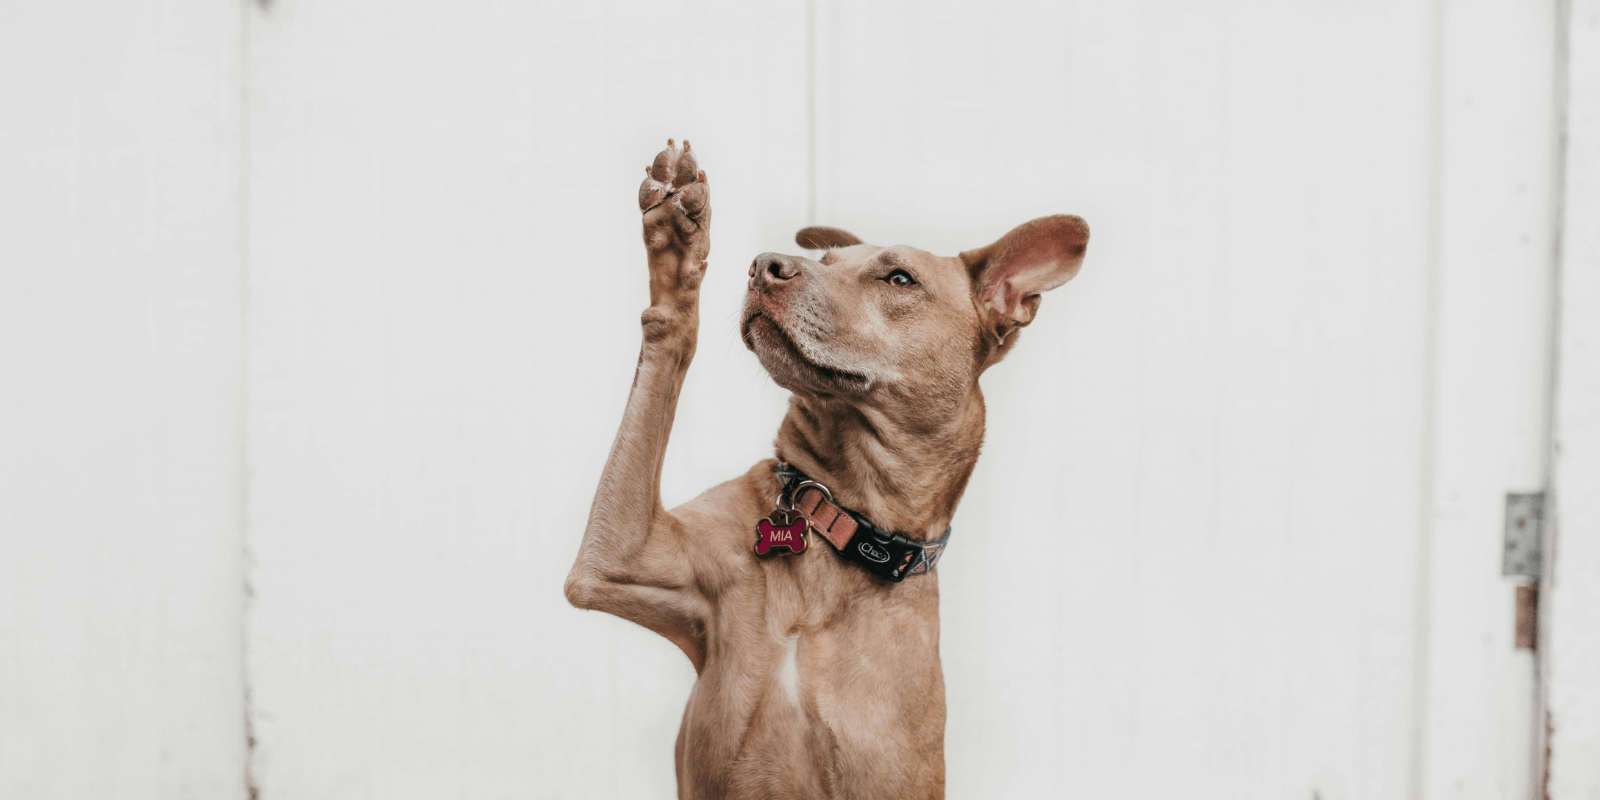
[754,509,808,556]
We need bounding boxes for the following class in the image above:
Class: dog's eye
[884,269,916,287]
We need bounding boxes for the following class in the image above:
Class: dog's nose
[750,253,802,293]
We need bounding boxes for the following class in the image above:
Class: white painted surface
[1,1,1588,798]
[244,1,1558,797]
[0,1,247,798]
[1549,1,1600,796]
[810,2,1472,796]
[243,2,808,797]
[1421,1,1561,798]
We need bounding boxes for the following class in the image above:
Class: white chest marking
[778,635,801,706]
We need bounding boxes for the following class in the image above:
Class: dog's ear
[961,215,1089,340]
[795,226,863,250]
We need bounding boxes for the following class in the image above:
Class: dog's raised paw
[638,139,711,262]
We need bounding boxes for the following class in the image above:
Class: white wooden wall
[243,2,808,797]
[1423,1,1561,797]
[816,3,1440,796]
[1548,0,1600,794]
[0,1,248,798]
[3,1,1597,798]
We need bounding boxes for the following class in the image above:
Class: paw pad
[638,139,707,214]
[638,139,711,261]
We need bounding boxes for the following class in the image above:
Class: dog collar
[758,461,951,582]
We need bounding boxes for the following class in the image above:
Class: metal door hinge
[1502,492,1545,578]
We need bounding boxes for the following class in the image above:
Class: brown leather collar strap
[791,485,858,551]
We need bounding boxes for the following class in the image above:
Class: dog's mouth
[741,309,871,393]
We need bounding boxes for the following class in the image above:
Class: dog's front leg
[565,141,713,671]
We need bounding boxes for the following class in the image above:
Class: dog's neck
[774,389,986,541]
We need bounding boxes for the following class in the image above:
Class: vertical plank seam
[1537,1,1575,796]
[1409,0,1449,797]
[239,0,260,797]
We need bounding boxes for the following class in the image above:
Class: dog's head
[739,216,1089,415]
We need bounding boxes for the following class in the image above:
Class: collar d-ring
[789,479,833,510]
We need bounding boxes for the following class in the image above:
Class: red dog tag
[755,510,808,556]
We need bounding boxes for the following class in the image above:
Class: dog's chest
[677,567,946,797]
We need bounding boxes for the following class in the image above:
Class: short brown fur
[566,142,1088,798]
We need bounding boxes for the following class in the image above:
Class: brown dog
[565,141,1088,798]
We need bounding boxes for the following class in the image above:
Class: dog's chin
[741,311,871,396]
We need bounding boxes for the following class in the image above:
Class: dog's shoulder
[668,460,780,586]
[669,459,778,535]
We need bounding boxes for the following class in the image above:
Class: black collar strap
[776,461,952,583]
